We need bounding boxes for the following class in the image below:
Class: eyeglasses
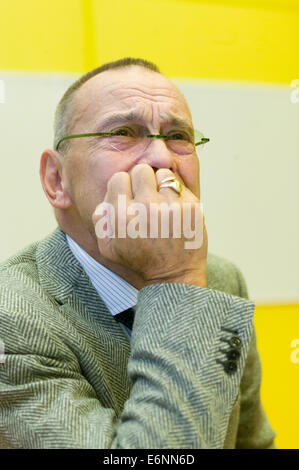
[55,128,210,155]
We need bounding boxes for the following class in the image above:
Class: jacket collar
[35,226,127,338]
[35,226,226,327]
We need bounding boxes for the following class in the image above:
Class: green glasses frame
[55,132,210,152]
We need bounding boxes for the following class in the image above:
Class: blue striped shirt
[66,234,138,337]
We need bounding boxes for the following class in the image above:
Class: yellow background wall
[1,0,298,83]
[254,304,299,449]
[0,0,298,449]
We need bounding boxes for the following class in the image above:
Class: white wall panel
[176,79,299,303]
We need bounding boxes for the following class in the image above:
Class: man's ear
[39,149,72,209]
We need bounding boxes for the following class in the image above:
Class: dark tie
[114,307,135,330]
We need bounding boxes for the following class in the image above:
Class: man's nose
[137,138,178,173]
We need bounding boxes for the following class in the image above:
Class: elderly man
[0,58,276,449]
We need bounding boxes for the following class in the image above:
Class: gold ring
[157,177,182,196]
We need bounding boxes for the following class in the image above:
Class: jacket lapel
[35,226,131,347]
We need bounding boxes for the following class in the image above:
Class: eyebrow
[93,111,194,136]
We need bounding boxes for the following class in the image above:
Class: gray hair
[53,57,161,155]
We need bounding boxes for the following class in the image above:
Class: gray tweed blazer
[0,227,276,448]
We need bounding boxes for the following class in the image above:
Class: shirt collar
[66,234,138,316]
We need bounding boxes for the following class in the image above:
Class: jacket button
[230,336,242,349]
[224,360,238,374]
[227,349,241,360]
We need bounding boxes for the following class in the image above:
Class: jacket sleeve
[0,281,255,449]
[234,268,277,449]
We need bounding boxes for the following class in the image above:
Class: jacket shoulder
[0,238,57,317]
[0,240,40,289]
[207,252,249,299]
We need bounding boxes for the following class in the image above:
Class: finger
[92,171,132,228]
[105,171,133,205]
[130,164,158,201]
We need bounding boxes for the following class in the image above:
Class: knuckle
[156,169,174,181]
[131,163,152,178]
[109,172,123,185]
[92,207,100,222]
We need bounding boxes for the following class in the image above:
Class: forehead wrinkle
[93,110,147,132]
[111,85,179,100]
[92,109,193,135]
[110,86,187,111]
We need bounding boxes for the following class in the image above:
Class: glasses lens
[194,129,208,150]
[105,134,139,152]
[165,138,194,155]
[103,129,207,154]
